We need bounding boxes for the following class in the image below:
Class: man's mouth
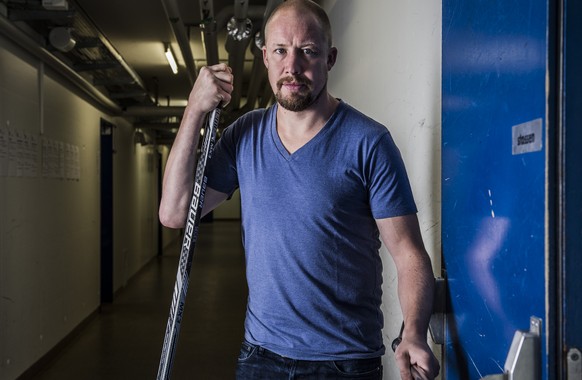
[277,76,311,91]
[283,82,304,90]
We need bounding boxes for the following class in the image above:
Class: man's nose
[285,49,304,75]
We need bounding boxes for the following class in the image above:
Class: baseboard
[17,308,99,379]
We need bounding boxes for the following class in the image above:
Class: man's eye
[303,49,318,56]
[274,48,286,55]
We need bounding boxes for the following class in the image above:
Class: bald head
[264,0,333,48]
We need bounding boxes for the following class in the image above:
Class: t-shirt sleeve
[205,122,239,196]
[366,131,418,219]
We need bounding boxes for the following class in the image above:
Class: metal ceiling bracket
[567,348,582,379]
[481,316,542,380]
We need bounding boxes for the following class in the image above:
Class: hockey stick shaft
[157,107,221,380]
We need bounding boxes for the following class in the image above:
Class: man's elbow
[159,206,184,229]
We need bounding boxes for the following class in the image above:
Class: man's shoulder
[339,102,385,126]
[221,106,273,139]
[334,101,390,139]
[236,106,272,126]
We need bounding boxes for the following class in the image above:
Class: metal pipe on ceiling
[134,122,181,130]
[225,35,251,110]
[199,0,219,65]
[256,0,282,110]
[0,13,122,114]
[97,33,150,94]
[123,106,185,117]
[160,0,197,86]
[239,36,265,112]
[241,0,280,112]
[225,0,253,111]
[215,5,265,31]
[233,0,249,20]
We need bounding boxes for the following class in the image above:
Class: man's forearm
[158,108,206,228]
[398,252,435,340]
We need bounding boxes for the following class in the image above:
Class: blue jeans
[235,341,383,379]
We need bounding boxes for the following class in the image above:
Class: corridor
[28,221,247,380]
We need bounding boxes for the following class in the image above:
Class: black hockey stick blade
[157,107,221,380]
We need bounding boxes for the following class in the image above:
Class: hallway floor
[30,221,248,380]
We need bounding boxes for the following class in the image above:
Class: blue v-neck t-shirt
[205,101,417,360]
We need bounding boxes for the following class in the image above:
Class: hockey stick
[157,107,221,380]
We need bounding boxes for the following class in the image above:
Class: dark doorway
[100,119,114,303]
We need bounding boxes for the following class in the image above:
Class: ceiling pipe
[215,5,265,31]
[199,0,219,65]
[0,13,121,114]
[240,0,280,112]
[225,35,251,110]
[123,106,185,118]
[257,0,281,107]
[199,2,267,120]
[238,35,265,113]
[233,0,249,23]
[97,32,150,95]
[134,122,181,130]
[224,0,254,111]
[205,2,266,76]
[160,0,197,86]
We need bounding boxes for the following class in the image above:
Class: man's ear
[327,47,338,70]
[263,46,269,69]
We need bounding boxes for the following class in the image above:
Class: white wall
[322,1,442,378]
[0,34,159,380]
[112,120,160,288]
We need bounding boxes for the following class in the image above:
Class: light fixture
[164,44,178,74]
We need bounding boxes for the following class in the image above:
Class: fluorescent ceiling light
[165,44,178,74]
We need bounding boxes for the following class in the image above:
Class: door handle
[567,348,582,379]
[481,316,542,380]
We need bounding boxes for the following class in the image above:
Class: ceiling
[0,0,290,143]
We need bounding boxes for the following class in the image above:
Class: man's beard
[275,75,322,112]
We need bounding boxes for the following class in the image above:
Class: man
[159,0,440,379]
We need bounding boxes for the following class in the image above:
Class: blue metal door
[442,0,549,378]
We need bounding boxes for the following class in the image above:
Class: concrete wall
[322,1,442,378]
[0,35,159,380]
